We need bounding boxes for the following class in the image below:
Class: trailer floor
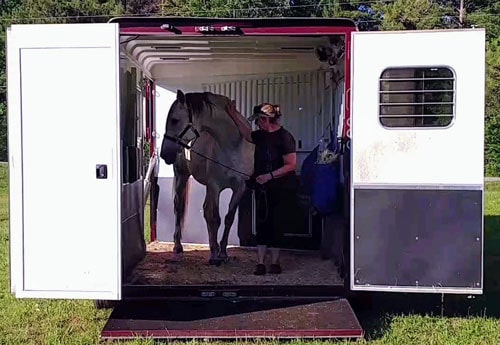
[126,241,342,286]
[100,299,363,340]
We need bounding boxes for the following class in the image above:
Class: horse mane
[183,91,241,144]
[185,92,219,116]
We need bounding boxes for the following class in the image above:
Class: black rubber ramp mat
[101,298,363,340]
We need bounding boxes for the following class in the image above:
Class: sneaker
[269,264,282,274]
[254,264,266,275]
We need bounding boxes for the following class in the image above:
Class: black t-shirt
[251,127,296,186]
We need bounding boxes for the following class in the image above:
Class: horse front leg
[173,172,189,255]
[203,186,222,265]
[219,181,247,262]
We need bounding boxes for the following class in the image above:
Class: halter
[162,102,252,178]
[163,103,200,150]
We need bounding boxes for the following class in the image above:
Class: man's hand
[225,100,253,143]
[226,100,238,118]
[256,173,273,184]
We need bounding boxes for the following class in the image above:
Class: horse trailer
[6,17,485,340]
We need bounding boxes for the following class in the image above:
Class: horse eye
[170,118,180,125]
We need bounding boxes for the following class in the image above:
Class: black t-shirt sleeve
[281,130,296,155]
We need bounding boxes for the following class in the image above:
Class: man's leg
[270,247,280,265]
[254,189,270,275]
[268,186,287,274]
[257,245,268,265]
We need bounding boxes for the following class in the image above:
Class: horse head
[160,89,201,165]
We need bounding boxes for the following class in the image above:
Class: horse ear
[177,89,186,104]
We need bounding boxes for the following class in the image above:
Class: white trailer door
[350,29,485,294]
[8,23,122,299]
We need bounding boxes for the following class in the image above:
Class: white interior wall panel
[333,79,345,140]
[202,71,335,165]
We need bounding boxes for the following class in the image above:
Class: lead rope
[188,147,252,178]
[193,144,268,221]
[255,187,268,223]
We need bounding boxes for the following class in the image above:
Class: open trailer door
[350,29,485,294]
[7,23,122,300]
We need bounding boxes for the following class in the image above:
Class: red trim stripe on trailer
[119,26,357,36]
[344,33,352,139]
[144,80,150,141]
[149,81,157,243]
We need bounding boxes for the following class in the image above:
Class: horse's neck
[195,99,244,148]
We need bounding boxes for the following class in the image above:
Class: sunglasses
[254,116,269,125]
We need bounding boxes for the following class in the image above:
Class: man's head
[248,103,282,124]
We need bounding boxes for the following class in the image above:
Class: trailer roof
[109,16,357,29]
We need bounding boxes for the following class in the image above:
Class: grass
[1,163,500,344]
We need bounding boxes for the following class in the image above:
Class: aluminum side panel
[352,188,482,293]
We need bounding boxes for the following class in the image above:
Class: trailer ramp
[100,298,363,340]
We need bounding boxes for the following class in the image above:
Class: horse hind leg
[219,181,247,262]
[173,169,189,255]
[203,186,222,265]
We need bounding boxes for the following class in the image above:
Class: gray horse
[160,90,254,265]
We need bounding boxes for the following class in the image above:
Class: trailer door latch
[96,164,108,179]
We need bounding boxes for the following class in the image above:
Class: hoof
[209,258,222,266]
[171,253,183,262]
[338,265,346,279]
[173,245,183,254]
[218,253,230,263]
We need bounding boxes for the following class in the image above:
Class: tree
[0,0,499,170]
[159,0,319,18]
[321,0,382,31]
[466,2,500,41]
[485,38,500,175]
[0,2,24,161]
[0,102,6,162]
[9,0,123,24]
[0,0,125,161]
[373,0,451,30]
[123,0,160,15]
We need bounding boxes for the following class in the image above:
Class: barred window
[379,67,455,128]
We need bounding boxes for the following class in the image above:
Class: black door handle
[96,164,108,179]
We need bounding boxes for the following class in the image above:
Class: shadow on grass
[351,215,500,340]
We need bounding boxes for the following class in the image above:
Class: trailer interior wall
[119,61,147,278]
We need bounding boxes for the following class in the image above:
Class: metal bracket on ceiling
[160,24,182,35]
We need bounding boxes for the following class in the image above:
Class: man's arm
[255,152,296,184]
[226,101,253,143]
[270,153,297,178]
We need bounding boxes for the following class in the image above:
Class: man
[226,101,297,275]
